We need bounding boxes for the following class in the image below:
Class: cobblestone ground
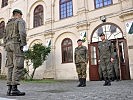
[0,80,133,100]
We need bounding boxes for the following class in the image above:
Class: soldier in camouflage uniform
[98,33,114,86]
[112,48,120,81]
[3,9,27,96]
[74,39,88,87]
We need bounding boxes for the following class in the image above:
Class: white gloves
[23,45,28,52]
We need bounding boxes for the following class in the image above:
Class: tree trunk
[30,68,36,80]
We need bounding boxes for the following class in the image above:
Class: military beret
[13,9,22,15]
[99,33,105,37]
[77,39,83,42]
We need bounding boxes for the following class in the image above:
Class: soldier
[113,48,120,81]
[98,33,114,86]
[3,9,27,96]
[74,39,88,87]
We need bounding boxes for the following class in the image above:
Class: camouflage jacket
[74,46,88,64]
[4,18,27,47]
[98,39,114,59]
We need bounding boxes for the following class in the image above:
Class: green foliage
[24,43,51,79]
[0,75,7,80]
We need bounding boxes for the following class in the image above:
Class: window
[91,46,97,65]
[33,5,43,28]
[0,21,5,39]
[1,0,8,8]
[61,38,73,63]
[94,0,112,9]
[60,0,73,19]
[92,23,123,42]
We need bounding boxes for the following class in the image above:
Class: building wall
[0,0,133,80]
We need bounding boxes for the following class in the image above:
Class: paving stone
[0,80,133,100]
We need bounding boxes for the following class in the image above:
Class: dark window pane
[110,25,116,33]
[62,48,67,62]
[61,38,73,63]
[0,21,5,39]
[33,5,43,28]
[1,0,8,8]
[97,27,103,36]
[67,46,73,62]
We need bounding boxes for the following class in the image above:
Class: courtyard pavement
[0,80,133,100]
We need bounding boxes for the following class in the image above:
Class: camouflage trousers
[98,65,103,80]
[99,58,112,79]
[5,41,24,85]
[75,63,87,79]
[112,60,120,78]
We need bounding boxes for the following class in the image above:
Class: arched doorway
[89,23,130,81]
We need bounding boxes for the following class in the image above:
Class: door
[116,39,130,80]
[88,43,99,81]
[89,39,130,81]
[0,53,1,74]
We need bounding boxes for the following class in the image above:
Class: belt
[7,37,20,42]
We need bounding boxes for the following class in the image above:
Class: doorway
[89,23,130,81]
[89,39,130,80]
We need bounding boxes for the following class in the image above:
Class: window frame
[94,0,113,9]
[59,0,73,19]
[61,38,73,63]
[33,5,44,28]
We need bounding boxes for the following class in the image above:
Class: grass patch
[23,79,61,83]
[0,75,7,80]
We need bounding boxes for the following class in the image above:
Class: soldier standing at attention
[3,9,27,96]
[113,48,120,81]
[98,33,114,86]
[74,39,88,87]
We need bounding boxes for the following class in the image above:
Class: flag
[48,39,51,47]
[128,23,133,34]
[82,32,86,42]
[80,31,87,42]
[46,39,51,47]
[126,21,133,34]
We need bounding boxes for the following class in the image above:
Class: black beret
[13,9,22,15]
[77,39,83,42]
[99,33,105,37]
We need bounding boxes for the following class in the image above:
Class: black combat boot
[77,78,83,87]
[111,77,115,81]
[116,76,120,81]
[11,85,25,96]
[81,78,86,87]
[107,79,111,86]
[7,85,12,96]
[103,77,108,86]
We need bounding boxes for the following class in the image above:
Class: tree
[24,43,51,80]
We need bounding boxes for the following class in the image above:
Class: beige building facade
[0,0,133,80]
